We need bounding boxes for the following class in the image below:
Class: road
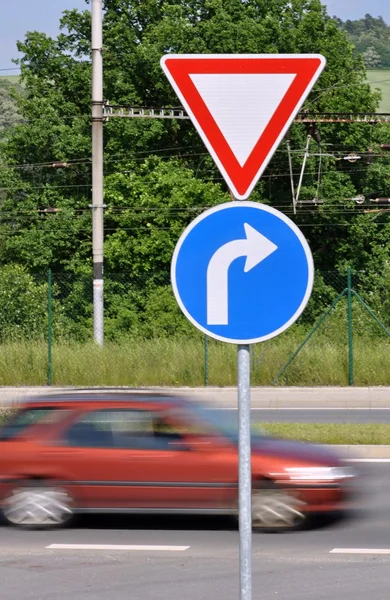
[224,408,390,424]
[0,463,389,600]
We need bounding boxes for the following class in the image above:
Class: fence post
[347,266,354,386]
[204,334,209,386]
[47,269,53,386]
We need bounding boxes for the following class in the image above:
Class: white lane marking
[46,544,189,551]
[330,548,390,555]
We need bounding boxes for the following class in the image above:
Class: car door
[111,409,238,510]
[57,408,237,511]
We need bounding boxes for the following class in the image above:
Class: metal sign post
[170,201,314,600]
[163,53,323,600]
[91,0,104,345]
[238,344,252,600]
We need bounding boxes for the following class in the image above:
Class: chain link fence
[0,266,389,386]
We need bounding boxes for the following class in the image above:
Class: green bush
[0,265,47,340]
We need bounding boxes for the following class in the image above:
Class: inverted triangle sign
[161,54,326,199]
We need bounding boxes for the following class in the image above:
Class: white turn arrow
[206,223,278,325]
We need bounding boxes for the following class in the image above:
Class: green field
[0,74,20,84]
[366,69,390,112]
[261,423,390,445]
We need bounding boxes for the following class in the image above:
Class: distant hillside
[335,14,390,69]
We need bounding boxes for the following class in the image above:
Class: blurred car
[0,392,357,531]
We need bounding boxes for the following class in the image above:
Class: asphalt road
[216,408,390,424]
[0,463,389,600]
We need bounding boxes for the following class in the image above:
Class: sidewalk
[1,385,390,408]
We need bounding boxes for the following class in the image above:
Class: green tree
[0,0,389,338]
[362,46,382,69]
[0,265,47,340]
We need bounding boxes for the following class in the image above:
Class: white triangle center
[189,73,296,167]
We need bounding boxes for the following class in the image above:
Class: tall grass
[0,335,389,386]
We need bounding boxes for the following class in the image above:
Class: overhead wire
[1,143,389,171]
[0,221,389,238]
[2,152,390,179]
[0,204,389,220]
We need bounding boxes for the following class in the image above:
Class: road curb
[1,385,390,408]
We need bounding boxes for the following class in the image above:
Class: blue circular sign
[171,201,314,344]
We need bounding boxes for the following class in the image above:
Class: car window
[0,407,65,441]
[65,409,186,450]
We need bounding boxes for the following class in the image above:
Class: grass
[260,423,390,445]
[0,334,390,386]
[366,69,390,112]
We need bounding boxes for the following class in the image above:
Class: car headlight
[284,466,356,481]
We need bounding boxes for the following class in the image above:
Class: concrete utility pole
[91,0,104,345]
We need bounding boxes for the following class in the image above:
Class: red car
[0,392,356,531]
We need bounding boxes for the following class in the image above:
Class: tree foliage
[0,0,389,338]
[0,265,47,340]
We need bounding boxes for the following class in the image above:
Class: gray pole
[91,0,104,345]
[295,134,311,206]
[238,344,252,600]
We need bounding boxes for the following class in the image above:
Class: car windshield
[0,407,63,440]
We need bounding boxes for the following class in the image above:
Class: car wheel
[251,481,307,532]
[2,482,74,529]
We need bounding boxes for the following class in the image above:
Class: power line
[2,151,389,175]
[0,221,389,236]
[0,163,388,192]
[0,204,389,219]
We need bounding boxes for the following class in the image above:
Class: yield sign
[160,54,326,199]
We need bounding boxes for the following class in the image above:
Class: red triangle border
[161,55,326,199]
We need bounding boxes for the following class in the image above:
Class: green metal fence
[0,267,389,386]
[271,267,390,386]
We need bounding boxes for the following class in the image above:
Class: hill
[336,15,390,69]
